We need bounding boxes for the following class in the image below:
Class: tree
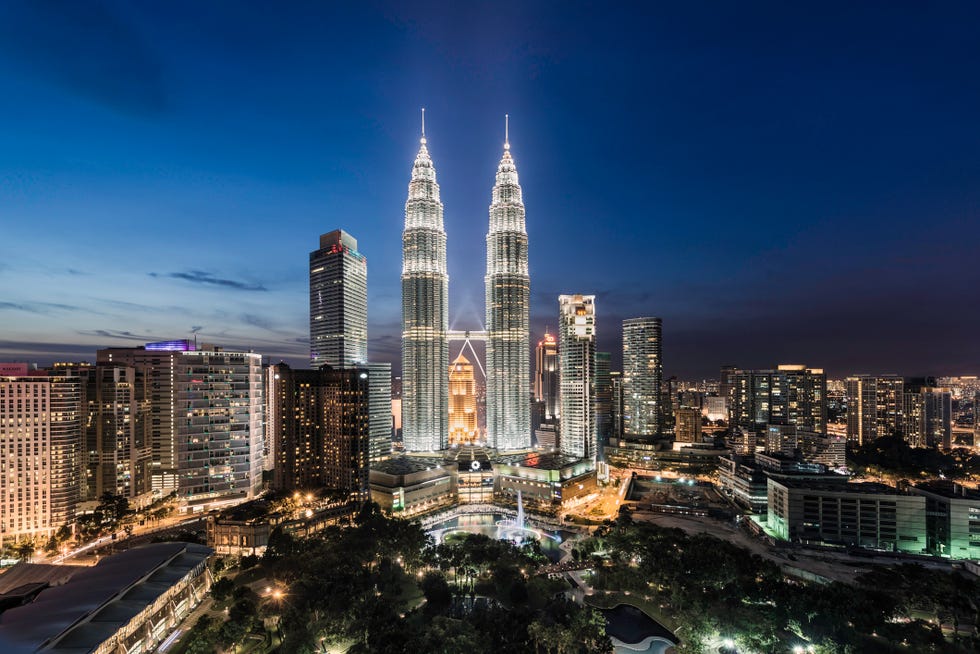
[420,571,451,614]
[210,577,235,601]
[13,540,36,561]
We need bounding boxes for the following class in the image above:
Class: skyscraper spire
[485,115,531,450]
[402,113,449,452]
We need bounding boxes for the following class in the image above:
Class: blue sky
[1,1,979,378]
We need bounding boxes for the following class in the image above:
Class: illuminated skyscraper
[622,317,663,440]
[534,331,558,421]
[402,113,449,451]
[448,353,479,446]
[558,295,596,460]
[485,117,531,451]
[310,230,368,368]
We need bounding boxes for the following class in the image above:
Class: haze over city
[3,1,980,377]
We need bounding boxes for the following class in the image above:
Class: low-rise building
[909,481,980,559]
[369,456,456,516]
[492,451,597,511]
[767,478,927,554]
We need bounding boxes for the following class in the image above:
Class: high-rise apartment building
[846,375,904,445]
[176,349,263,511]
[674,407,703,444]
[485,121,531,450]
[310,230,368,368]
[534,331,559,421]
[366,363,393,463]
[558,295,596,461]
[903,385,952,449]
[730,365,827,435]
[269,363,375,500]
[401,122,449,452]
[610,372,624,440]
[1,369,82,543]
[622,317,663,440]
[91,365,152,499]
[99,342,263,510]
[448,353,479,446]
[98,341,190,492]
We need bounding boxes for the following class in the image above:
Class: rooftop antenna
[504,113,510,150]
[420,107,426,144]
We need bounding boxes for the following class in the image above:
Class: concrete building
[0,369,82,543]
[90,365,152,500]
[534,331,559,421]
[493,451,597,511]
[448,353,479,446]
[0,542,212,654]
[309,229,368,368]
[594,352,613,454]
[558,295,596,461]
[767,478,927,554]
[798,431,847,469]
[485,120,531,451]
[622,318,663,441]
[845,374,904,445]
[401,120,450,452]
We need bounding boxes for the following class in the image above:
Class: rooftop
[371,455,446,476]
[0,542,212,654]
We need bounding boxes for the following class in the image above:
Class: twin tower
[402,113,530,452]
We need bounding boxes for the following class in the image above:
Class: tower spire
[421,107,426,144]
[504,113,510,151]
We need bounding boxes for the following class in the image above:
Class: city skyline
[3,3,980,378]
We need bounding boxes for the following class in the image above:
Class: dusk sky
[2,1,979,379]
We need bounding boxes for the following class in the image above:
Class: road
[47,516,205,565]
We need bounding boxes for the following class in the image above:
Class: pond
[426,512,575,563]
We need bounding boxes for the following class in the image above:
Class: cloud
[148,270,268,291]
[240,313,277,331]
[77,329,163,342]
[190,325,204,333]
[0,301,82,314]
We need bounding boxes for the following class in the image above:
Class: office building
[485,120,531,450]
[798,432,846,469]
[448,353,479,446]
[366,362,393,462]
[558,295,596,460]
[401,120,449,452]
[309,229,368,368]
[622,317,663,440]
[0,368,82,543]
[534,331,559,421]
[909,481,980,559]
[845,375,904,444]
[610,371,623,440]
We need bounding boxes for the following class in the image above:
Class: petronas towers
[401,114,531,452]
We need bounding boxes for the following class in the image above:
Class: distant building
[730,365,827,435]
[798,431,846,469]
[594,352,613,455]
[610,371,624,440]
[903,385,952,449]
[90,365,152,499]
[448,353,479,446]
[674,407,702,444]
[0,370,82,543]
[534,331,559,421]
[369,456,456,516]
[310,229,368,368]
[702,395,727,423]
[622,317,663,441]
[845,374,904,444]
[558,295,596,461]
[765,424,798,456]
